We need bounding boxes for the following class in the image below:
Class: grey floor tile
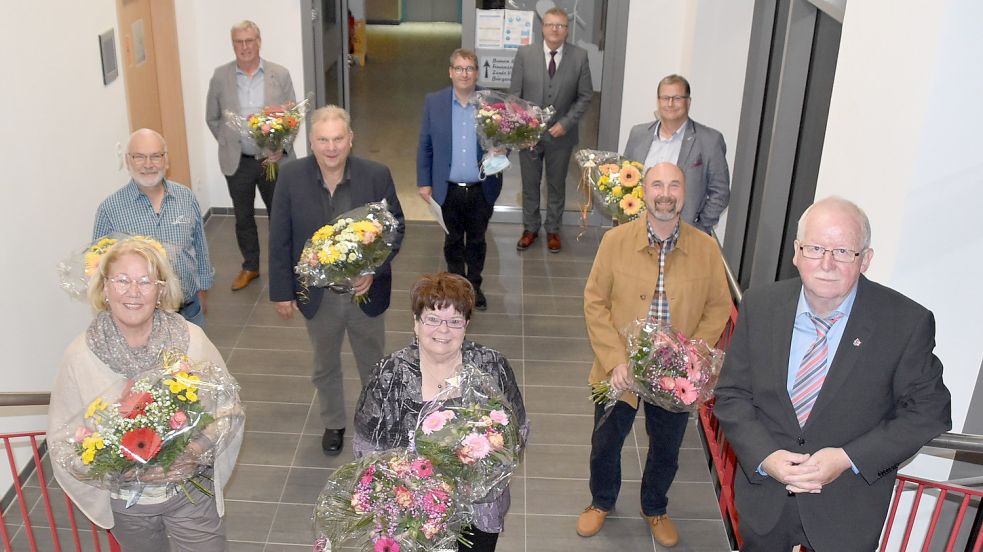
[657,519,730,551]
[223,500,278,542]
[225,464,290,502]
[235,373,315,404]
[466,333,524,360]
[238,431,302,466]
[523,314,589,339]
[523,514,654,551]
[205,323,245,348]
[238,326,312,351]
[674,448,715,484]
[242,401,311,433]
[227,348,313,377]
[293,433,360,469]
[267,503,316,545]
[525,478,644,517]
[281,466,332,505]
[523,276,589,297]
[523,443,642,480]
[526,413,594,446]
[523,386,595,416]
[248,305,307,327]
[524,359,592,387]
[523,336,594,363]
[522,258,594,278]
[665,482,724,520]
[227,542,267,552]
[466,311,525,336]
[522,294,585,317]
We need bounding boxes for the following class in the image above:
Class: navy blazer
[416,86,502,206]
[268,155,406,319]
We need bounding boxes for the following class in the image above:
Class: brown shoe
[576,505,609,537]
[231,270,260,291]
[547,233,561,253]
[642,512,679,547]
[516,231,538,251]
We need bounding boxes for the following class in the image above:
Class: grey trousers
[518,140,575,234]
[306,291,385,429]
[109,485,225,552]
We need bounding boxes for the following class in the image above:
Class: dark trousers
[740,496,815,551]
[225,155,275,271]
[459,526,500,551]
[517,139,574,234]
[442,183,493,290]
[588,400,689,516]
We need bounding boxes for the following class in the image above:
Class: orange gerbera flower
[619,164,642,187]
[119,427,163,463]
[620,195,643,216]
[598,163,620,176]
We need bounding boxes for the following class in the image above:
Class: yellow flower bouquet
[575,150,646,223]
[58,234,170,300]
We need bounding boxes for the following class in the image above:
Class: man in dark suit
[268,105,405,456]
[623,75,730,233]
[714,197,951,551]
[206,20,296,291]
[417,48,502,311]
[509,7,592,253]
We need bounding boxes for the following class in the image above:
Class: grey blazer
[205,59,297,176]
[508,42,592,149]
[624,119,730,231]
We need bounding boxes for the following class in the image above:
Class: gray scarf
[86,310,190,377]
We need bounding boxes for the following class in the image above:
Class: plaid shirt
[646,222,681,323]
[93,180,214,301]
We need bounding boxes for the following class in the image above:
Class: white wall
[174,0,308,213]
[0,0,131,490]
[817,0,983,434]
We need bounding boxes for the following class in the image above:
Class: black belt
[449,181,481,188]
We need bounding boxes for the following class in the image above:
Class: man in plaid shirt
[93,129,214,327]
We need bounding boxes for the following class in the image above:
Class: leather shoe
[322,428,345,456]
[642,512,679,547]
[547,233,561,253]
[231,270,259,291]
[475,289,487,311]
[516,231,538,251]
[576,505,609,537]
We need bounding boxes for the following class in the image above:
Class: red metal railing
[1,431,120,552]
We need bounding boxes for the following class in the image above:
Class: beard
[130,169,164,188]
[648,196,680,221]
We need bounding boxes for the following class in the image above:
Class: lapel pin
[853,338,862,347]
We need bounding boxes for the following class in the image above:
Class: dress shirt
[785,285,858,393]
[448,93,481,183]
[93,180,214,301]
[316,160,353,222]
[644,119,687,169]
[646,222,681,323]
[236,60,265,155]
[542,42,564,68]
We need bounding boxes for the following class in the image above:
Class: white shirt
[644,119,689,168]
[543,42,564,69]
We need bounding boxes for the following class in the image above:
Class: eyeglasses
[451,66,477,75]
[128,153,167,165]
[798,244,863,263]
[658,95,690,104]
[233,38,258,47]
[420,314,467,329]
[108,275,164,295]
[544,23,568,30]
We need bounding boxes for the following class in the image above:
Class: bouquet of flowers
[471,90,555,176]
[575,150,646,223]
[294,200,401,303]
[591,320,725,413]
[313,449,469,551]
[57,234,170,300]
[49,352,244,496]
[413,365,521,503]
[225,94,312,180]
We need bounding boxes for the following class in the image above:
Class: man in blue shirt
[417,48,503,310]
[93,129,214,327]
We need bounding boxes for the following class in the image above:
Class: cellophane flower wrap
[575,150,646,223]
[413,364,521,503]
[470,90,555,176]
[57,234,171,300]
[591,320,725,413]
[313,449,468,551]
[224,94,312,180]
[49,351,244,494]
[294,200,400,302]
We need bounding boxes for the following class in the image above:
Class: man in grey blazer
[623,75,730,233]
[205,20,296,291]
[509,7,592,253]
[714,197,950,551]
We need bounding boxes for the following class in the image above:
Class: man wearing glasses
[417,48,503,311]
[509,7,593,253]
[206,20,296,291]
[93,129,214,327]
[624,74,730,234]
[714,197,951,551]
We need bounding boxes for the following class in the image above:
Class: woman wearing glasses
[47,238,241,552]
[352,272,528,551]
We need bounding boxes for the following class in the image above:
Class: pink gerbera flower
[457,433,492,464]
[374,537,400,552]
[488,409,509,425]
[673,377,700,405]
[421,411,449,434]
[411,458,434,478]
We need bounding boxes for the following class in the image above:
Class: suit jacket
[205,59,297,176]
[416,86,502,206]
[508,42,593,149]
[623,119,730,231]
[713,276,951,551]
[584,219,732,408]
[268,155,406,319]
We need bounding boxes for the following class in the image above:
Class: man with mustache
[93,128,214,327]
[580,162,731,546]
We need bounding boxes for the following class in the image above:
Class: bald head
[796,196,871,250]
[642,162,686,224]
[126,128,168,188]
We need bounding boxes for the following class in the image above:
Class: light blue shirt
[785,284,858,393]
[448,93,481,184]
[236,60,266,155]
[644,119,687,168]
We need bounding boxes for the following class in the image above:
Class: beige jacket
[47,321,243,529]
[584,218,732,408]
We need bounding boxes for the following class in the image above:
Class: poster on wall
[476,10,505,48]
[475,9,535,88]
[477,53,515,88]
[502,10,533,48]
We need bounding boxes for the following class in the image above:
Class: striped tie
[791,313,843,427]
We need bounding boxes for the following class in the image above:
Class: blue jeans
[179,295,205,328]
[588,400,689,516]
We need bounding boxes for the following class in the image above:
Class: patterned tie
[548,50,557,78]
[790,313,843,427]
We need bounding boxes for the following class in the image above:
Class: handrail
[926,432,983,454]
[711,228,743,305]
[0,393,50,408]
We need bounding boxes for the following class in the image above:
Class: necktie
[790,313,843,427]
[548,50,557,78]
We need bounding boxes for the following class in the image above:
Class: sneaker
[641,512,679,547]
[475,289,488,311]
[576,505,609,537]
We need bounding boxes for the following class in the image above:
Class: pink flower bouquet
[471,89,555,176]
[591,320,725,413]
[313,450,468,551]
